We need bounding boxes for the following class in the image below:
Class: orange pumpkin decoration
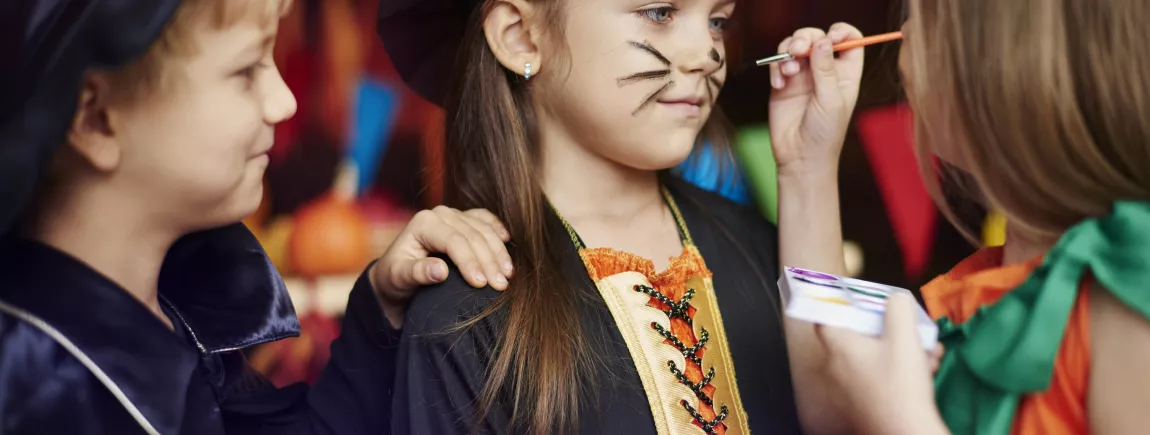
[288,161,373,277]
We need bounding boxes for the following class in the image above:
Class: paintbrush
[755,31,903,66]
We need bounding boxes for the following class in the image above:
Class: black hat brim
[376,0,481,106]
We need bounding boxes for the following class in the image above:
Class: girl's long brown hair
[904,0,1150,243]
[441,1,735,433]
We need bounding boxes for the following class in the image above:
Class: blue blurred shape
[677,143,750,204]
[348,77,401,194]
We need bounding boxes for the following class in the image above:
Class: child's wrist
[778,167,839,206]
[777,160,839,184]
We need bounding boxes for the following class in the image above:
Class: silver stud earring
[524,62,532,80]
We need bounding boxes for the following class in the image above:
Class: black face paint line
[628,40,672,66]
[633,80,675,116]
[622,40,675,115]
[705,54,726,103]
[617,69,671,87]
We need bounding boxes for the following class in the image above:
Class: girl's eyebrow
[628,40,672,67]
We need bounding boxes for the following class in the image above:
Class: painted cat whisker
[633,81,675,115]
[628,40,671,67]
[617,70,672,87]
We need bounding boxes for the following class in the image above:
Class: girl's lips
[657,96,705,118]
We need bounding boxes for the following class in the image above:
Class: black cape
[391,178,803,434]
[0,224,402,435]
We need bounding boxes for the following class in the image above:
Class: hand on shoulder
[370,207,512,328]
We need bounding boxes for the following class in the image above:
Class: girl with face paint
[369,0,866,433]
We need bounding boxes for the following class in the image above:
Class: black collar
[0,223,300,434]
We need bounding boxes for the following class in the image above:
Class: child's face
[535,0,734,171]
[109,13,295,231]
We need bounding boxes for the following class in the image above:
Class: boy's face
[109,11,295,231]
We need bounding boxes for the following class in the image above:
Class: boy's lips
[250,143,273,159]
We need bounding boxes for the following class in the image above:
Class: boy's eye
[236,62,265,84]
[638,6,676,24]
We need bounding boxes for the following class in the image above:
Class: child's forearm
[777,168,845,274]
[777,168,849,434]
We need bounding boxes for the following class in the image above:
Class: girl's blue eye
[639,7,676,24]
[709,17,730,32]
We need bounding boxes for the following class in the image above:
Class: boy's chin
[198,183,266,232]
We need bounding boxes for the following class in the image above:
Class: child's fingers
[432,206,507,290]
[458,211,514,278]
[770,36,793,89]
[408,258,450,286]
[808,37,844,110]
[782,37,811,77]
[827,22,863,44]
[813,321,868,356]
[788,27,828,57]
[884,293,931,369]
[827,22,866,82]
[463,208,510,241]
[928,343,945,373]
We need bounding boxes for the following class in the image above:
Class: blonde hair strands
[904,0,1150,244]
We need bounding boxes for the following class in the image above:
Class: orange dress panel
[921,248,1091,435]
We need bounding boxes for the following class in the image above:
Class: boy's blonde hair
[904,0,1150,244]
[110,0,292,94]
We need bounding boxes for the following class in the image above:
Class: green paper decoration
[734,125,779,224]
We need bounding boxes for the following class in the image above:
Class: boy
[0,1,512,433]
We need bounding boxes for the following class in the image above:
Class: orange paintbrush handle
[825,31,903,53]
[755,31,903,66]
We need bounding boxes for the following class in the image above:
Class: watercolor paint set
[778,267,939,350]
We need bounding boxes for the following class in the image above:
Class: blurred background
[244,0,997,386]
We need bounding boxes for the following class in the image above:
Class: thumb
[404,258,450,288]
[379,258,450,298]
[808,37,844,112]
[883,292,925,352]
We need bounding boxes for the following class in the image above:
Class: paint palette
[778,267,939,350]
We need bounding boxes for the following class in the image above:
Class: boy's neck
[28,187,179,329]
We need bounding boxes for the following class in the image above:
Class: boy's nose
[264,68,298,125]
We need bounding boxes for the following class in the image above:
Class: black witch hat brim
[376,0,483,106]
[0,0,182,235]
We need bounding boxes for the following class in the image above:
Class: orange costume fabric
[921,247,1090,435]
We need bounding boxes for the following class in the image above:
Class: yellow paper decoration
[982,210,1007,247]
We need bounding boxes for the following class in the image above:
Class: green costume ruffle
[933,201,1150,434]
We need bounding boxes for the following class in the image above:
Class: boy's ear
[66,73,123,172]
[483,0,545,79]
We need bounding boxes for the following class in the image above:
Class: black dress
[391,178,802,435]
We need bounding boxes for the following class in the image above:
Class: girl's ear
[483,0,545,79]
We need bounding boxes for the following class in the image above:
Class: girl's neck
[1001,221,1055,265]
[538,127,682,268]
[27,185,178,329]
[540,134,663,223]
